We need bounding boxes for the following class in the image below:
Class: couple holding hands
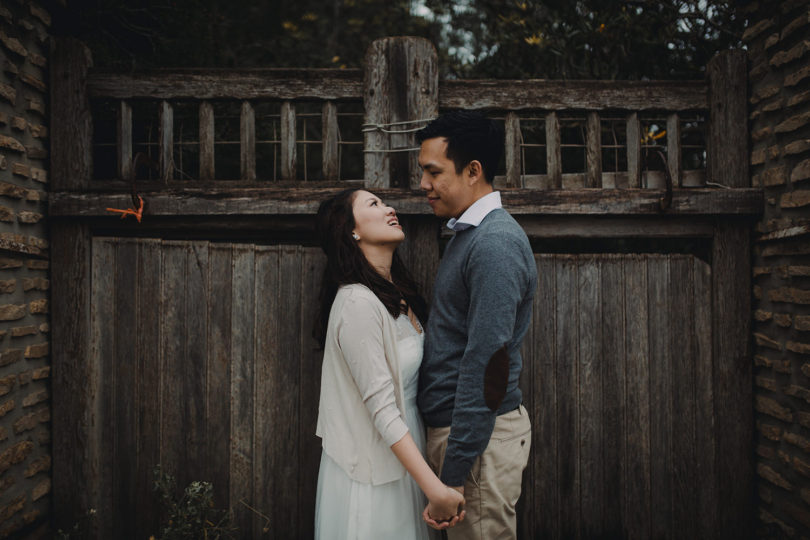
[314,111,537,539]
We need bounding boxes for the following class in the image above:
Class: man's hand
[422,486,466,530]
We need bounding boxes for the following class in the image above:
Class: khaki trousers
[426,405,531,540]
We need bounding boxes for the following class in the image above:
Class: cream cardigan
[315,283,411,485]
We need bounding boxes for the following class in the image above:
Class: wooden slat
[52,37,93,190]
[712,224,753,537]
[88,69,364,100]
[185,242,210,483]
[707,50,748,187]
[667,114,681,187]
[693,257,718,538]
[207,245,234,510]
[546,112,562,189]
[535,255,558,537]
[229,245,255,534]
[623,257,651,538]
[49,187,766,217]
[113,240,138,539]
[504,112,522,188]
[199,101,215,180]
[281,101,297,181]
[322,102,339,181]
[92,238,116,539]
[578,257,603,536]
[600,257,625,537]
[556,256,580,538]
[669,256,697,537]
[298,249,326,538]
[648,257,673,538]
[240,101,256,181]
[626,113,641,189]
[134,239,161,537]
[159,100,174,182]
[51,222,94,532]
[397,215,441,303]
[440,80,708,111]
[586,112,602,188]
[117,101,133,179]
[515,215,715,239]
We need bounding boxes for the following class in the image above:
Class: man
[416,110,537,539]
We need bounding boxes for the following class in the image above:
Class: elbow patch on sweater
[484,344,510,411]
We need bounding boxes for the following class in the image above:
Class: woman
[314,188,464,539]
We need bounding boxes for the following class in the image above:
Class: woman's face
[351,190,404,248]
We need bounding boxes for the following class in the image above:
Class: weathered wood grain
[546,112,562,189]
[667,114,681,187]
[159,101,173,182]
[199,102,215,180]
[626,113,641,188]
[586,112,602,188]
[439,80,707,110]
[515,215,714,239]
[504,112,522,188]
[49,187,765,217]
[241,101,256,181]
[281,102,296,180]
[52,37,93,190]
[117,101,132,180]
[707,50,748,188]
[87,69,364,100]
[322,102,339,181]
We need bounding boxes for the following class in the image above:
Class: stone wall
[747,0,810,536]
[0,0,52,537]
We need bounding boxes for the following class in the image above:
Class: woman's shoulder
[335,283,383,306]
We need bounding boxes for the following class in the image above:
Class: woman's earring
[352,232,360,241]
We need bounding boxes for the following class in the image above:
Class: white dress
[314,314,436,540]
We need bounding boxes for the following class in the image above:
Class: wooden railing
[50,36,756,217]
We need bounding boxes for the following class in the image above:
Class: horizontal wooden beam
[87,69,364,100]
[439,80,707,111]
[50,187,763,218]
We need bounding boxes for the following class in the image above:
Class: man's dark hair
[416,110,504,184]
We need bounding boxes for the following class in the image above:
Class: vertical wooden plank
[322,101,339,181]
[396,215,441,303]
[517,254,535,539]
[578,257,603,537]
[51,37,93,190]
[712,223,753,538]
[299,248,326,539]
[626,113,641,189]
[623,257,651,538]
[504,112,522,188]
[667,113,681,187]
[159,242,187,484]
[185,242,210,483]
[281,101,297,180]
[113,240,138,539]
[230,245,255,534]
[546,112,562,189]
[92,238,116,539]
[159,100,174,182]
[585,112,602,188]
[600,256,625,537]
[51,222,94,531]
[363,37,439,189]
[135,239,162,539]
[118,101,133,180]
[207,245,233,510]
[199,101,215,180]
[707,50,748,187]
[669,256,697,537]
[535,255,558,539]
[556,256,580,538]
[693,257,718,538]
[241,101,256,181]
[648,256,673,538]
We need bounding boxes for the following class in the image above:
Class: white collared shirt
[446,191,502,231]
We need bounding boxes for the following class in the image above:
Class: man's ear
[467,160,484,185]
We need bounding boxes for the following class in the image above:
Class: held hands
[422,485,465,530]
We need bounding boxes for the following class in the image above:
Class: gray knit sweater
[418,208,537,486]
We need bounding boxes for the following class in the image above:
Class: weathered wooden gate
[50,37,761,538]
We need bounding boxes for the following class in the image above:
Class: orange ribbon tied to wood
[106,196,144,222]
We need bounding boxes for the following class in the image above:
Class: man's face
[418,137,474,219]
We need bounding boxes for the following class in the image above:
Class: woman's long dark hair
[314,188,428,347]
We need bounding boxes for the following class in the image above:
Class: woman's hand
[422,486,465,530]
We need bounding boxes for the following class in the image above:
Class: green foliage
[152,466,237,540]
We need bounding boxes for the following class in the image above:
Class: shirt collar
[446,191,502,232]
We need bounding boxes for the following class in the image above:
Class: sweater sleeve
[337,294,409,447]
[440,232,531,486]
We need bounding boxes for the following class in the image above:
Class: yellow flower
[597,23,605,33]
[282,21,298,32]
[524,34,542,45]
[331,55,340,63]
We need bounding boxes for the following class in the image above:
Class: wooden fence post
[51,37,93,190]
[364,37,438,189]
[707,50,748,188]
